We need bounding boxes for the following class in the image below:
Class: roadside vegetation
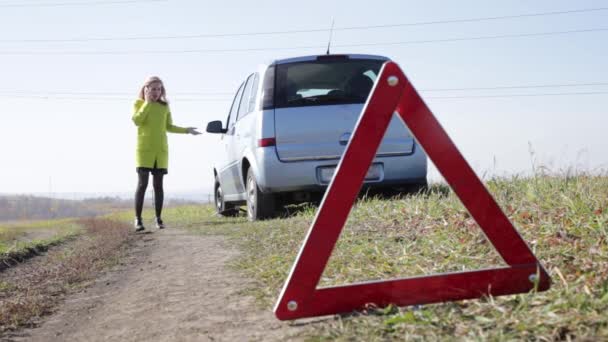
[3,173,604,340]
[0,196,129,221]
[168,173,607,341]
[0,195,199,222]
[0,218,132,336]
[0,219,82,271]
[0,194,196,337]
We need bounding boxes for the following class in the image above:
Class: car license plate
[318,163,383,184]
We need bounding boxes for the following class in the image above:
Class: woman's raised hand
[144,87,154,102]
[186,127,201,135]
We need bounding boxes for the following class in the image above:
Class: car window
[247,73,259,113]
[226,83,245,130]
[236,74,255,121]
[363,70,378,82]
[274,59,384,109]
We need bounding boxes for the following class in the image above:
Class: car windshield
[274,58,385,108]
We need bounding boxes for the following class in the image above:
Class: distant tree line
[0,196,125,221]
[0,195,201,222]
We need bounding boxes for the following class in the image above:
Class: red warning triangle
[274,61,550,320]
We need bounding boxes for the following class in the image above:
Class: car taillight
[258,138,276,147]
[261,65,275,110]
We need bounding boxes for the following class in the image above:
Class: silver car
[206,54,427,220]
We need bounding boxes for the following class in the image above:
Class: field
[1,173,606,340]
[0,219,82,270]
[0,218,132,334]
[161,173,608,341]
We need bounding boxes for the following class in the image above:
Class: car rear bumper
[255,143,427,193]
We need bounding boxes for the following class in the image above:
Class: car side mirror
[206,120,227,134]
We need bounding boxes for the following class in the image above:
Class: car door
[218,82,245,199]
[230,73,259,195]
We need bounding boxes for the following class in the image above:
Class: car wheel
[411,179,428,194]
[246,168,275,221]
[402,180,428,195]
[214,175,238,216]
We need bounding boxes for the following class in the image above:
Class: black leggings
[135,171,164,220]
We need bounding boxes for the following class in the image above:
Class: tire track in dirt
[11,228,307,342]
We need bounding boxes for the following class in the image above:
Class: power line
[0,0,165,8]
[0,7,606,42]
[2,91,607,101]
[0,94,232,101]
[0,27,606,55]
[1,82,607,96]
[336,7,608,30]
[336,28,608,48]
[420,82,608,92]
[0,90,234,96]
[427,91,608,99]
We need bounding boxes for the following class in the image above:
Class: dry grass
[175,173,608,341]
[0,218,132,335]
[0,219,81,271]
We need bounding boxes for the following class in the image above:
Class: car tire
[246,168,275,221]
[408,179,428,194]
[214,175,238,216]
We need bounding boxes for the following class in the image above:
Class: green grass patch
[0,219,82,268]
[0,218,132,334]
[120,174,608,340]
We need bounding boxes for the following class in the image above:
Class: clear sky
[1,0,606,198]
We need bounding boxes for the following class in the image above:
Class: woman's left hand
[187,127,201,135]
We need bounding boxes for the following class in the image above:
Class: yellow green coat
[132,99,188,169]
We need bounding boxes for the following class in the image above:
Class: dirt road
[12,228,307,342]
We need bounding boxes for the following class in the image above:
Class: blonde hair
[138,76,169,105]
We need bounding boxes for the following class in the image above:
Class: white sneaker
[134,218,145,232]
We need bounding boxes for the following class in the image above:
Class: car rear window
[274,58,385,109]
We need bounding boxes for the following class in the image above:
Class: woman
[132,76,200,232]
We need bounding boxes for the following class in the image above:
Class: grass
[0,219,82,270]
[0,218,132,335]
[165,173,607,341]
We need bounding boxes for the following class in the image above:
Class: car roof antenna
[326,19,335,55]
